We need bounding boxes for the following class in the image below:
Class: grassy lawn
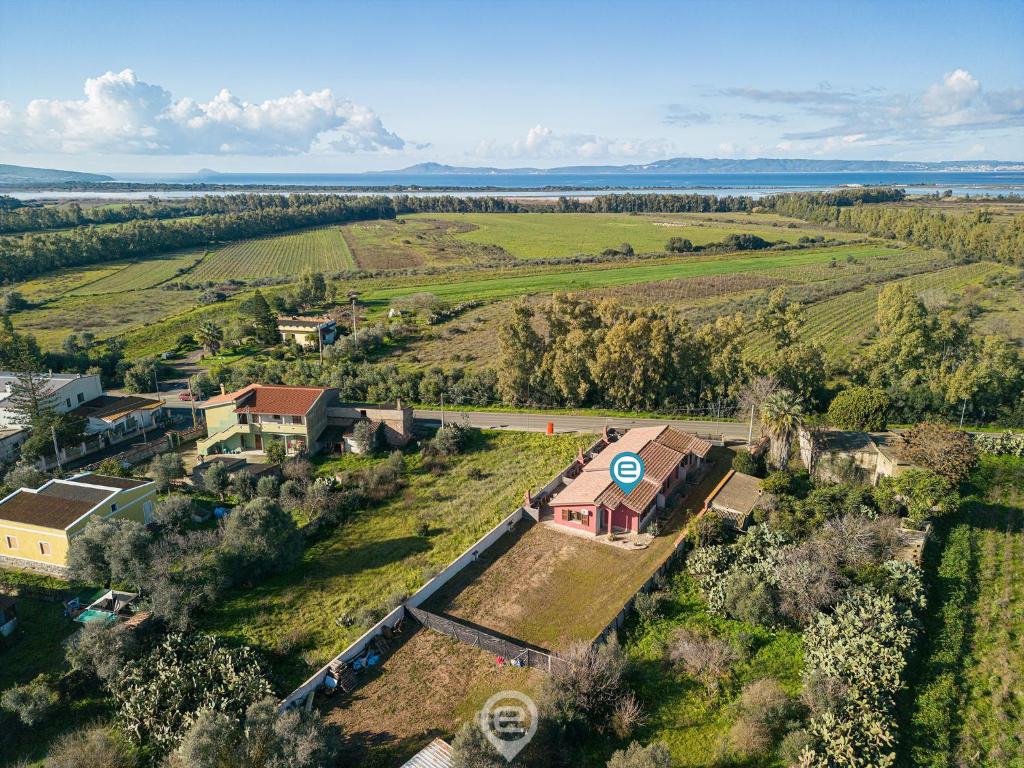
[900,455,1024,768]
[66,248,208,294]
[200,430,594,689]
[407,212,855,259]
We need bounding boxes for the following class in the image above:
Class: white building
[0,372,104,429]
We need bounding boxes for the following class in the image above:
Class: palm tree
[760,388,804,470]
[196,320,224,355]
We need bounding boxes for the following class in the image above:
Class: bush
[43,726,138,768]
[151,494,193,531]
[148,452,185,492]
[65,620,139,683]
[110,634,273,753]
[666,628,739,695]
[264,439,287,465]
[900,422,978,485]
[633,590,664,624]
[1,674,58,726]
[876,468,960,522]
[722,570,777,625]
[450,721,504,768]
[256,475,280,499]
[610,692,645,739]
[726,678,795,756]
[690,509,725,546]
[542,638,627,728]
[606,741,672,768]
[351,421,379,454]
[826,386,891,431]
[232,469,257,501]
[666,237,695,253]
[732,449,765,477]
[220,497,303,582]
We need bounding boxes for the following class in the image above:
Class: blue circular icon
[610,451,646,494]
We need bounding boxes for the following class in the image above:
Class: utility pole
[959,398,968,428]
[440,392,445,429]
[351,298,358,343]
[50,424,63,474]
[318,324,324,365]
[153,365,160,398]
[748,404,755,446]
[187,379,197,428]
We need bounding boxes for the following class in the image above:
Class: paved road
[414,409,755,441]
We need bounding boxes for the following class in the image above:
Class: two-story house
[0,372,104,429]
[277,316,337,349]
[197,384,332,458]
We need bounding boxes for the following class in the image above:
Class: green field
[66,249,207,294]
[407,212,859,259]
[360,244,907,308]
[902,456,1024,768]
[200,430,592,687]
[188,226,355,280]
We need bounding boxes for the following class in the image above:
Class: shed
[703,470,765,531]
[401,738,452,768]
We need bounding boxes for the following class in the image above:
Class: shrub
[633,590,663,624]
[690,510,725,547]
[826,386,891,431]
[610,692,645,739]
[201,461,229,500]
[351,421,379,454]
[264,439,287,465]
[43,726,138,768]
[219,497,303,583]
[606,741,672,768]
[900,422,978,485]
[726,678,795,756]
[151,494,193,532]
[450,721,504,768]
[65,620,139,683]
[876,468,960,522]
[256,475,280,499]
[666,237,695,253]
[542,638,627,728]
[732,449,765,477]
[722,570,777,625]
[666,628,739,695]
[232,469,257,501]
[110,634,273,753]
[1,674,58,726]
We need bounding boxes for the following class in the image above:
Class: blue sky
[1,0,1022,172]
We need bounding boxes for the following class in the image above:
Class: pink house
[548,426,712,536]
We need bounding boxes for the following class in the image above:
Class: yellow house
[0,473,156,575]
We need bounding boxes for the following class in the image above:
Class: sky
[1,0,1022,173]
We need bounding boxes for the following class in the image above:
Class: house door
[254,434,263,451]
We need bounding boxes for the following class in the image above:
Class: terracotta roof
[207,384,328,416]
[597,477,661,515]
[584,426,668,473]
[548,470,614,507]
[0,485,111,529]
[70,394,162,422]
[638,441,685,482]
[656,427,713,458]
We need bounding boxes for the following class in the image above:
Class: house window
[39,542,51,556]
[564,509,588,523]
[65,398,72,408]
[4,535,16,549]
[77,392,85,403]
[291,415,304,425]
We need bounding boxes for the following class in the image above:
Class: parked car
[179,392,204,401]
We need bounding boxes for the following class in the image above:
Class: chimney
[220,383,226,395]
[396,397,403,410]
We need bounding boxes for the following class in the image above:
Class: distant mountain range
[0,164,114,185]
[387,158,1024,175]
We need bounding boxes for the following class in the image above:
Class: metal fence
[408,606,572,676]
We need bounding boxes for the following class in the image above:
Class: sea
[6,171,1024,201]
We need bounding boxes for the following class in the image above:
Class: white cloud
[0,69,405,156]
[477,124,673,162]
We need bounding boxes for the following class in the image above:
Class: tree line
[0,195,395,282]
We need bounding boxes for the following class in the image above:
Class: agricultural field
[405,212,861,260]
[65,249,207,294]
[188,226,355,280]
[200,430,593,688]
[342,217,509,269]
[901,456,1024,768]
[12,287,203,351]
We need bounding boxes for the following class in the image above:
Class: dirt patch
[587,272,795,305]
[324,625,541,765]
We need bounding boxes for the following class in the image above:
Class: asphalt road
[413,409,755,441]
